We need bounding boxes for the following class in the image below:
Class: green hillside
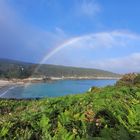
[0,58,120,79]
[0,74,140,139]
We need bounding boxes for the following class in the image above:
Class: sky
[0,0,140,73]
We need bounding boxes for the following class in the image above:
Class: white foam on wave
[0,86,16,97]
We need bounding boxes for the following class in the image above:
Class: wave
[0,86,17,97]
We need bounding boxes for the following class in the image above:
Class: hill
[0,58,120,79]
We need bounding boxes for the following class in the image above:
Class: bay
[1,79,117,99]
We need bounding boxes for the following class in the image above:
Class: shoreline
[0,76,121,83]
[50,76,121,80]
[0,76,120,88]
[0,80,24,89]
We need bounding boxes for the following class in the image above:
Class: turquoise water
[1,79,117,99]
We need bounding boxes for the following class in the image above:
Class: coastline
[50,76,121,80]
[0,80,24,97]
[0,76,120,88]
[0,80,24,89]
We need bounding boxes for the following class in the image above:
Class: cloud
[89,53,140,73]
[48,51,140,74]
[1,0,140,73]
[0,0,68,62]
[58,30,140,50]
[76,0,101,17]
[43,31,140,73]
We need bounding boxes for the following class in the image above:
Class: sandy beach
[0,80,13,88]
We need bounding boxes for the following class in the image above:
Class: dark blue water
[0,79,117,99]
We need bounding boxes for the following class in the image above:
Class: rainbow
[34,33,96,72]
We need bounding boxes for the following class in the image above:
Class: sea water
[0,79,117,99]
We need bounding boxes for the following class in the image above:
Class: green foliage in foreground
[0,82,140,139]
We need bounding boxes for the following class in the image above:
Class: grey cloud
[89,53,140,73]
[0,0,67,62]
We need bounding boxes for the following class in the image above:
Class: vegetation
[0,74,140,139]
[0,59,33,79]
[0,58,120,79]
[116,73,137,87]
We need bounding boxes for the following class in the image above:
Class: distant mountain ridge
[0,58,121,79]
